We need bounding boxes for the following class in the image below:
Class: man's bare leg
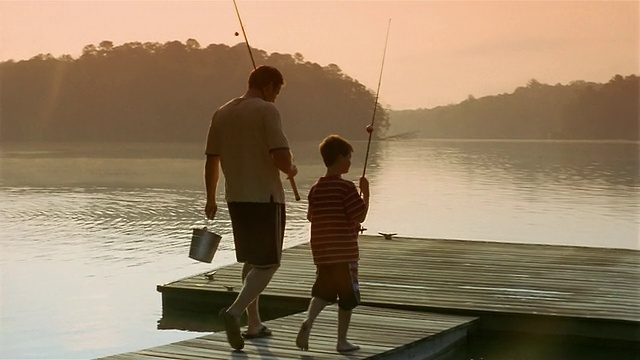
[220,264,278,350]
[245,297,263,332]
[238,263,266,333]
[226,264,278,320]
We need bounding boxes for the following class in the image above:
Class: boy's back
[308,175,367,265]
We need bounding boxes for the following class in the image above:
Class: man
[204,65,298,350]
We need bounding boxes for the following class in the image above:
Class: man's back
[206,97,290,203]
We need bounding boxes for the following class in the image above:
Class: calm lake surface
[1,139,638,359]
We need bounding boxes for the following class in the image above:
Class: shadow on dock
[158,305,307,333]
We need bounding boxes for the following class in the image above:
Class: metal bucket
[189,226,222,263]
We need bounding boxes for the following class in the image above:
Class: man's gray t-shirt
[205,97,290,204]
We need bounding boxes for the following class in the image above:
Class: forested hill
[389,75,639,140]
[2,40,637,143]
[0,39,389,143]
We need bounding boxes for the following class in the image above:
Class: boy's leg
[335,262,360,352]
[306,296,328,324]
[296,297,328,350]
[336,308,360,352]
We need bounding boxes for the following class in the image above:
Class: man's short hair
[248,65,285,89]
[319,134,354,167]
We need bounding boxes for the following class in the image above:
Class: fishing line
[231,0,301,201]
[362,19,391,179]
[232,0,257,69]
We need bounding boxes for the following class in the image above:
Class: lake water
[0,139,638,359]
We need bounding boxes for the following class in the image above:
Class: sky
[1,0,638,110]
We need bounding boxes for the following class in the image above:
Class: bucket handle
[202,217,221,232]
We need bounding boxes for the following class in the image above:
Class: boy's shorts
[228,201,285,268]
[312,262,361,310]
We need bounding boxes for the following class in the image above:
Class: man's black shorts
[228,201,285,267]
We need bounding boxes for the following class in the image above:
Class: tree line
[0,39,389,143]
[2,39,637,142]
[389,75,639,140]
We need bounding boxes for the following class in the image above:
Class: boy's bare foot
[295,320,311,351]
[337,340,360,352]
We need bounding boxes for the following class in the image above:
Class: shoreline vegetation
[388,75,639,141]
[1,40,637,142]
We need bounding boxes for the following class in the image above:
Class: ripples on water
[0,140,638,358]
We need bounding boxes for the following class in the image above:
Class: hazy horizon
[1,1,637,110]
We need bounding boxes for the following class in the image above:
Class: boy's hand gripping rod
[232,0,301,201]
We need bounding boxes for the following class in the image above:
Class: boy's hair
[319,134,354,167]
[248,65,285,89]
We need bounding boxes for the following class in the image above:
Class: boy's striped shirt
[308,175,366,265]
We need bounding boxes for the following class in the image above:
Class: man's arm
[271,148,298,178]
[204,155,220,219]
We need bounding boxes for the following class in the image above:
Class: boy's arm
[353,177,370,223]
[306,186,314,221]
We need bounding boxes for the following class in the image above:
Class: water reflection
[376,139,639,191]
[0,140,638,358]
[360,139,638,248]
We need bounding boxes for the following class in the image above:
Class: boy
[296,134,370,352]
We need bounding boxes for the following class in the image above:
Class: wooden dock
[99,306,477,359]
[99,236,639,359]
[159,236,640,341]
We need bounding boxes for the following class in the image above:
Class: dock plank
[99,306,476,360]
[159,236,640,323]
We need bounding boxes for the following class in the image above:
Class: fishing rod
[232,0,301,201]
[362,19,391,179]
